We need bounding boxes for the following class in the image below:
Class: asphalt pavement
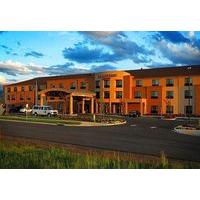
[1,117,200,162]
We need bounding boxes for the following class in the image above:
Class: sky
[0,31,200,85]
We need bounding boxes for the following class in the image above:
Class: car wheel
[47,113,51,117]
[34,112,38,116]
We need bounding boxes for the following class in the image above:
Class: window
[134,91,142,98]
[14,86,17,92]
[27,96,31,101]
[166,79,174,86]
[59,83,64,88]
[185,90,193,99]
[166,91,174,99]
[96,92,100,99]
[20,94,24,101]
[166,105,174,114]
[80,81,86,89]
[29,85,33,91]
[151,91,158,99]
[7,87,11,93]
[116,91,122,99]
[185,77,192,86]
[7,95,10,100]
[152,79,159,86]
[70,82,76,90]
[21,86,25,92]
[104,91,110,99]
[11,95,15,100]
[96,80,100,89]
[104,80,110,88]
[136,80,142,87]
[151,106,158,114]
[38,85,46,91]
[50,84,56,88]
[185,106,192,115]
[116,80,122,88]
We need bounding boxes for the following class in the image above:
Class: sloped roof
[126,65,200,78]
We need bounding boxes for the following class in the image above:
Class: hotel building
[3,66,200,116]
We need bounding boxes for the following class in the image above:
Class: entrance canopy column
[82,98,85,114]
[69,94,73,115]
[91,97,94,114]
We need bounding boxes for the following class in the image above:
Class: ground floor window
[185,106,193,115]
[166,105,173,114]
[151,106,158,114]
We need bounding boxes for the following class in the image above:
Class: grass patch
[0,115,80,125]
[0,140,199,169]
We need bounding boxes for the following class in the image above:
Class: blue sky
[0,31,200,84]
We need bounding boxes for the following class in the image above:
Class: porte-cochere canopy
[38,88,96,114]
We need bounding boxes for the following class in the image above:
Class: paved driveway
[1,117,200,162]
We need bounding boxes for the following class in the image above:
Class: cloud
[24,51,44,58]
[155,31,190,44]
[90,64,117,72]
[0,60,44,76]
[156,40,200,65]
[44,62,90,75]
[63,43,116,63]
[63,32,154,64]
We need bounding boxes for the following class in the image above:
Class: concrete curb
[174,126,200,136]
[0,118,126,127]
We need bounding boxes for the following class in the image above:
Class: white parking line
[150,126,157,129]
[130,124,137,127]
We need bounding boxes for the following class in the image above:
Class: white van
[32,105,58,117]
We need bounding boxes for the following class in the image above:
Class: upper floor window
[38,84,46,91]
[166,91,174,99]
[185,90,193,99]
[7,87,11,93]
[134,91,142,99]
[152,79,159,86]
[96,80,100,89]
[21,85,25,92]
[185,77,193,86]
[116,80,122,88]
[166,79,174,86]
[80,81,86,89]
[20,94,24,101]
[29,85,33,91]
[50,84,56,88]
[104,91,110,99]
[116,91,122,99]
[136,80,142,87]
[70,82,76,90]
[104,80,110,88]
[7,95,10,100]
[151,91,159,99]
[14,86,17,92]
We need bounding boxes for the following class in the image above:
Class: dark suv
[128,110,141,117]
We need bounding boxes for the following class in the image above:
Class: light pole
[187,66,192,125]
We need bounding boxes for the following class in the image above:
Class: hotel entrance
[38,88,96,115]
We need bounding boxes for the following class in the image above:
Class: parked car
[128,110,141,117]
[20,108,32,113]
[32,105,58,117]
[9,106,22,114]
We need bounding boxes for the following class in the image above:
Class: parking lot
[1,116,200,162]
